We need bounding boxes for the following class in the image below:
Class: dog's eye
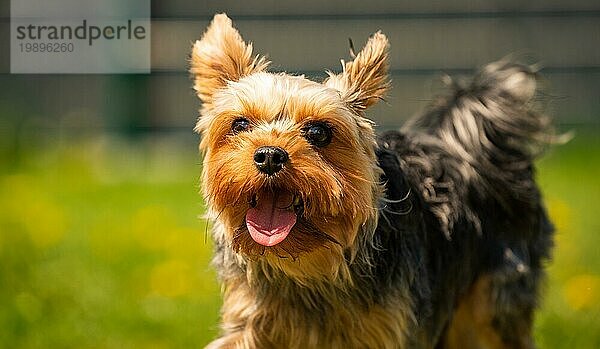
[303,122,332,147]
[231,118,251,133]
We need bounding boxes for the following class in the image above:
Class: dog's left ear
[190,13,269,106]
[325,32,390,113]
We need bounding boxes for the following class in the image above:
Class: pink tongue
[245,191,297,246]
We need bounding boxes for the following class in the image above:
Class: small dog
[190,14,554,349]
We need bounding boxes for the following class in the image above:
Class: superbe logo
[15,20,147,46]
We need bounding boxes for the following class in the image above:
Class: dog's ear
[325,32,390,113]
[190,13,269,105]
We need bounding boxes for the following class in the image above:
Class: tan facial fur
[190,13,555,349]
[191,14,389,283]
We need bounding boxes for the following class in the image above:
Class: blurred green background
[1,1,599,348]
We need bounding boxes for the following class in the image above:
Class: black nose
[253,146,289,175]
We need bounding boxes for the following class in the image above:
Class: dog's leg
[441,274,536,349]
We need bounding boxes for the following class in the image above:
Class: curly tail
[404,59,563,209]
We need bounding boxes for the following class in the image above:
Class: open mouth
[245,190,303,247]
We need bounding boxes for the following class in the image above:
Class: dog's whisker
[214,205,228,221]
[204,218,210,243]
[379,211,398,232]
[382,204,413,216]
[381,188,411,203]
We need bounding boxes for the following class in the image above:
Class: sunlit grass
[0,130,598,348]
[0,135,220,348]
[535,130,600,348]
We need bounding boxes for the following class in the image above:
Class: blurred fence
[0,0,599,133]
[0,2,599,347]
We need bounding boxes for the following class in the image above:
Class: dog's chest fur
[216,265,416,348]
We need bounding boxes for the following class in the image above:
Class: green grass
[535,130,600,348]
[0,131,598,348]
[0,135,220,348]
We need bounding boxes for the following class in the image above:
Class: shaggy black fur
[363,60,554,347]
[208,60,555,348]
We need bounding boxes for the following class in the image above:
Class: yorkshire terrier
[190,14,555,349]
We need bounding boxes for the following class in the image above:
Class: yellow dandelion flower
[546,197,572,233]
[563,274,600,310]
[23,200,68,249]
[163,227,208,260]
[150,259,192,298]
[131,205,176,250]
[1,174,68,248]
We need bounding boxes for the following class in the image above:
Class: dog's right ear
[190,13,269,106]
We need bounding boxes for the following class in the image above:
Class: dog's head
[191,14,389,280]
